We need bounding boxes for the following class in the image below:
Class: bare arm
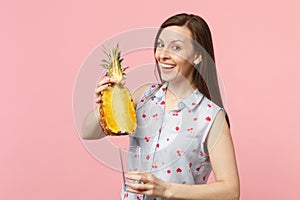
[81,105,105,139]
[126,110,240,200]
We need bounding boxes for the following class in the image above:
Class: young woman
[82,13,240,200]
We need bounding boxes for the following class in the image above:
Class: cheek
[173,50,193,62]
[173,55,192,67]
[154,50,160,60]
[179,60,195,74]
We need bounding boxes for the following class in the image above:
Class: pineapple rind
[99,84,136,135]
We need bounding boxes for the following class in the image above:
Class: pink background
[1,0,300,199]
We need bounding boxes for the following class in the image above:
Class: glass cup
[119,146,141,187]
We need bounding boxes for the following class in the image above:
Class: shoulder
[199,96,227,132]
[132,83,158,107]
[201,96,230,128]
[200,95,223,116]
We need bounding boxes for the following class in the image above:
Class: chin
[161,74,177,82]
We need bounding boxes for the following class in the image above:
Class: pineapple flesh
[99,45,137,135]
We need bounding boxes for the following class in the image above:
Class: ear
[193,53,202,65]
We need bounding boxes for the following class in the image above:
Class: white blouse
[122,82,222,200]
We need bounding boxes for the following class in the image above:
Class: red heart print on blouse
[176,168,182,173]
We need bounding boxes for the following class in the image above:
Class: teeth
[160,63,174,69]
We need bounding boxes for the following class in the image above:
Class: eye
[156,41,164,48]
[172,45,181,51]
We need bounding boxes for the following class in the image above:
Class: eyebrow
[158,38,184,43]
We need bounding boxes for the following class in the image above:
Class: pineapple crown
[100,44,128,82]
[100,44,123,69]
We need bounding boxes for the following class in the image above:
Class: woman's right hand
[95,76,118,103]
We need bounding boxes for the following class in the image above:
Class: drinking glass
[119,146,141,187]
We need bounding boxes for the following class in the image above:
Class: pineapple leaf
[101,59,110,64]
[100,44,125,80]
[100,64,108,69]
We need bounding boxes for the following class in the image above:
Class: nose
[158,48,171,61]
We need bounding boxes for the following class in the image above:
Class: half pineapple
[99,45,137,135]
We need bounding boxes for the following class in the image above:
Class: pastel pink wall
[1,0,300,199]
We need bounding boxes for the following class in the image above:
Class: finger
[125,171,142,180]
[95,84,109,95]
[126,172,152,183]
[95,97,101,103]
[126,186,154,197]
[126,188,145,195]
[125,174,141,182]
[125,181,148,191]
[120,78,126,87]
[97,76,108,86]
[97,77,117,87]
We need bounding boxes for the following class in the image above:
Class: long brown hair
[154,13,230,126]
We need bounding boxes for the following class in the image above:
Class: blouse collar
[155,82,204,110]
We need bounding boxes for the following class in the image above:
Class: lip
[159,63,176,73]
[159,62,175,69]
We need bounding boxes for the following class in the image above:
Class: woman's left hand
[125,172,171,198]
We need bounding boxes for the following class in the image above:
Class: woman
[82,13,240,200]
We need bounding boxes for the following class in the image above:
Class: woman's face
[155,25,201,84]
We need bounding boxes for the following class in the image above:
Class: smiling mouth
[160,63,175,69]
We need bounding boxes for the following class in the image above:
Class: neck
[166,74,196,101]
